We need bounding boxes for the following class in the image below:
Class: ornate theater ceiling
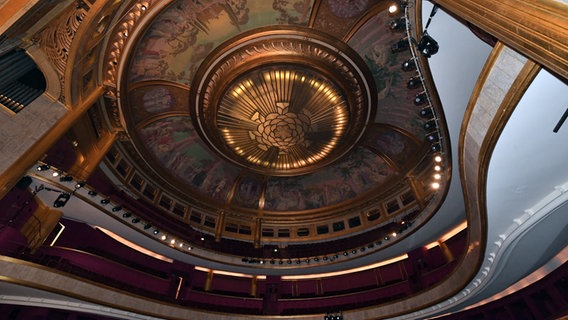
[97,0,450,267]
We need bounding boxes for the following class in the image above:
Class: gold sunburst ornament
[190,27,376,176]
[219,67,347,170]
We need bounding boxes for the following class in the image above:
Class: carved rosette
[190,26,376,176]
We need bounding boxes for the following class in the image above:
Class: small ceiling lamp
[388,4,399,14]
[36,164,50,171]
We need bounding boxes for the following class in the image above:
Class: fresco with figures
[349,13,426,137]
[123,0,433,213]
[129,0,314,84]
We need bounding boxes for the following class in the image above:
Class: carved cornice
[36,4,88,104]
[433,0,568,80]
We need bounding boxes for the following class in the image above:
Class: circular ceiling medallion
[190,26,376,176]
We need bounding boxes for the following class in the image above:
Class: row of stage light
[389,1,444,191]
[36,163,421,267]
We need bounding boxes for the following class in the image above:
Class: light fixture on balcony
[53,193,70,208]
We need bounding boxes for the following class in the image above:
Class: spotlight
[430,143,441,153]
[420,107,433,118]
[75,182,85,189]
[100,198,110,205]
[122,212,131,218]
[414,91,428,105]
[52,171,59,177]
[401,58,416,72]
[389,18,405,31]
[88,190,97,196]
[132,218,140,223]
[418,33,439,58]
[314,257,320,262]
[53,193,70,208]
[423,120,437,131]
[36,165,50,171]
[153,229,159,235]
[343,251,349,256]
[407,76,422,89]
[384,235,390,240]
[59,175,73,182]
[391,38,410,53]
[426,132,440,142]
[144,223,152,230]
[112,206,122,212]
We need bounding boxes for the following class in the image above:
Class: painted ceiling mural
[122,0,428,213]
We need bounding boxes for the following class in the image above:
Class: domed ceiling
[100,0,449,266]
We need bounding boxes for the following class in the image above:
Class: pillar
[204,269,214,291]
[253,217,262,249]
[0,85,104,199]
[68,129,117,182]
[438,241,454,262]
[407,175,426,209]
[214,211,225,242]
[250,275,258,297]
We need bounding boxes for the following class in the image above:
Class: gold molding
[433,0,568,80]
